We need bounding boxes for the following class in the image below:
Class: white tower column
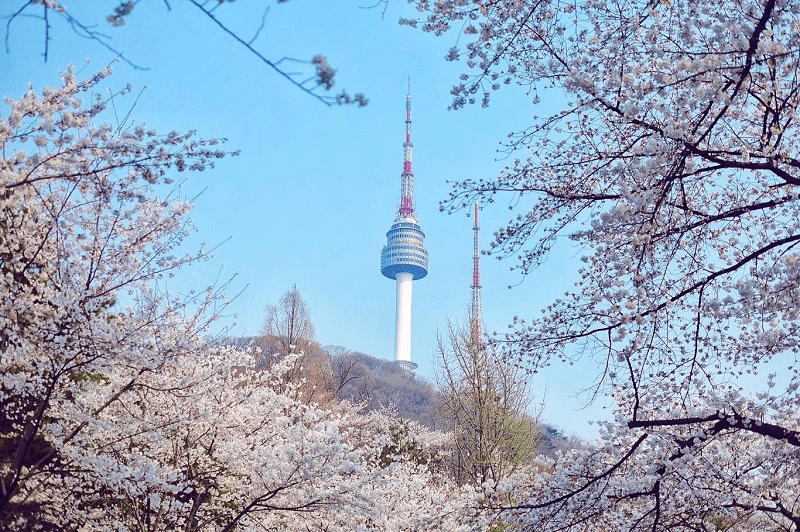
[394,272,414,364]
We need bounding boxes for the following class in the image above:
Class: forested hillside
[229,334,577,455]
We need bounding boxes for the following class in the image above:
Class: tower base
[394,360,418,372]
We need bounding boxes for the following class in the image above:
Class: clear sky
[1,0,610,436]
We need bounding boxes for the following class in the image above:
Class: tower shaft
[394,272,414,366]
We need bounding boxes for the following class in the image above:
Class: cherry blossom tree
[0,65,238,529]
[0,68,466,530]
[405,0,800,528]
[70,349,468,531]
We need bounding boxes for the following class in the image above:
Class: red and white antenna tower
[398,77,415,218]
[471,201,482,345]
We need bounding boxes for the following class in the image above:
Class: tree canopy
[434,319,539,487]
[0,69,466,531]
[407,0,800,528]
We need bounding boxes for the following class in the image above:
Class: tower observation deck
[380,79,429,371]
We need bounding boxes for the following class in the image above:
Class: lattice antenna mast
[398,77,415,220]
[471,201,483,345]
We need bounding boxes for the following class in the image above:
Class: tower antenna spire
[381,78,429,372]
[398,76,415,218]
[471,201,482,345]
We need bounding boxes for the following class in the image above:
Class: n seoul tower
[380,79,429,372]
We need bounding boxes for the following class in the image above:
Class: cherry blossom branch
[185,0,365,107]
[509,433,649,511]
[628,412,800,447]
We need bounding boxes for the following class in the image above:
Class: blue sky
[1,0,610,436]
